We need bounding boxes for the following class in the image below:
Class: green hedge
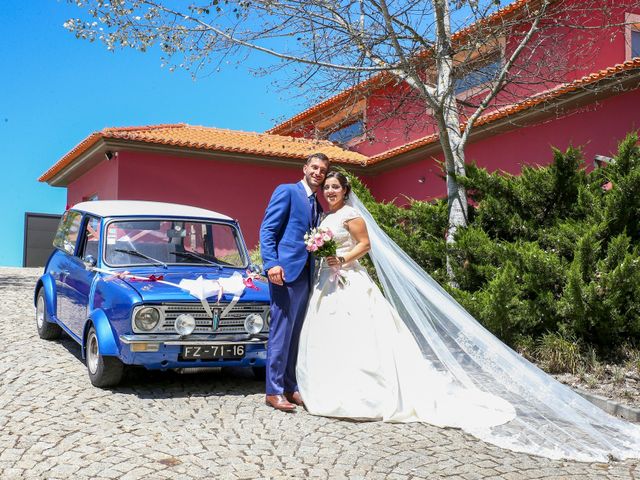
[351,133,640,354]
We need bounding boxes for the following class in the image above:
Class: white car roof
[71,200,233,221]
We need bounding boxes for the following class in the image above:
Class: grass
[517,332,640,378]
[534,332,582,374]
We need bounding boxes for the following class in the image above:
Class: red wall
[367,88,640,203]
[67,156,119,207]
[115,151,305,249]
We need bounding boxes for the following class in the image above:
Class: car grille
[158,302,269,334]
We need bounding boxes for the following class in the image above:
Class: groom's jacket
[260,181,321,283]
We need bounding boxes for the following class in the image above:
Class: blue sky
[0,0,300,267]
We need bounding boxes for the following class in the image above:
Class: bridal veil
[347,193,640,462]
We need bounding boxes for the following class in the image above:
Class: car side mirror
[249,263,262,275]
[83,255,97,269]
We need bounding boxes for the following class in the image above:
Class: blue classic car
[35,200,270,387]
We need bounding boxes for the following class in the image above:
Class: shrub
[346,132,640,355]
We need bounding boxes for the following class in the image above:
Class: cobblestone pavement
[1,267,638,479]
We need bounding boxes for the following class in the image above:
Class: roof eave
[43,137,107,187]
[43,138,370,187]
[366,68,640,173]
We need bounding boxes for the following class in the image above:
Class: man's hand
[267,266,286,286]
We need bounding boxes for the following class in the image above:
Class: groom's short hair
[306,152,330,165]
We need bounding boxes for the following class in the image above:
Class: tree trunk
[431,0,468,284]
[434,94,469,284]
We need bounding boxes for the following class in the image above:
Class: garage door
[23,213,62,267]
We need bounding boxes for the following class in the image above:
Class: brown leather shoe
[284,391,304,407]
[265,394,296,412]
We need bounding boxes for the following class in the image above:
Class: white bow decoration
[178,272,247,318]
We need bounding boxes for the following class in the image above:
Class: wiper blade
[113,248,167,268]
[169,250,222,267]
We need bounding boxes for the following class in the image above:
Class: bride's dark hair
[324,171,351,199]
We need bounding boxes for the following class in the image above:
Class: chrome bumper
[119,334,268,346]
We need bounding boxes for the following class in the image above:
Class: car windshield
[104,219,247,268]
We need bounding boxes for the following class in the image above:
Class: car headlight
[175,314,196,336]
[134,307,160,331]
[244,313,264,334]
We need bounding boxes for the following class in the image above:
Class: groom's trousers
[266,265,310,395]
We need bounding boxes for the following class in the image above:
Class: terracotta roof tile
[368,58,640,164]
[39,124,368,183]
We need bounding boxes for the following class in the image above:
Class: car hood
[112,270,270,304]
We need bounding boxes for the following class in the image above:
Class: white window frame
[625,13,640,60]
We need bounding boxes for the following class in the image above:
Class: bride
[296,171,640,462]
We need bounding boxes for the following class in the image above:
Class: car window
[103,219,248,267]
[52,210,83,255]
[212,224,245,266]
[79,216,101,260]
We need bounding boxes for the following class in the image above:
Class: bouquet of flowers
[304,227,337,256]
[304,227,348,286]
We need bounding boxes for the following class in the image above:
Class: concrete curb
[574,387,640,423]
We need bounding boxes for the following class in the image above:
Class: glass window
[328,120,365,145]
[80,216,101,260]
[53,210,83,255]
[632,30,640,58]
[454,59,501,95]
[104,219,247,268]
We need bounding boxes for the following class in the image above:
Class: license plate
[181,344,245,360]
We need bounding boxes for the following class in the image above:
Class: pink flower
[309,243,319,252]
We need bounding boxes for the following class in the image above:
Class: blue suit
[259,181,322,395]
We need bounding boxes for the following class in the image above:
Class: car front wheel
[36,289,62,340]
[86,326,124,388]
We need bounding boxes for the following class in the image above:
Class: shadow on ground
[0,276,37,291]
[118,366,264,399]
[54,331,264,399]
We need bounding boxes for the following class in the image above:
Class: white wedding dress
[296,199,640,462]
[296,205,515,427]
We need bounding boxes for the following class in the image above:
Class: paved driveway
[0,267,637,479]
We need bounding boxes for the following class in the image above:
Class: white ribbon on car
[93,268,249,319]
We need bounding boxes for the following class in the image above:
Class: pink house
[268,0,640,203]
[40,0,640,249]
[38,126,368,249]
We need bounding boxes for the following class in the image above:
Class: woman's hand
[326,256,343,267]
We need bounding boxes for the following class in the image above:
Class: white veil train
[347,192,640,462]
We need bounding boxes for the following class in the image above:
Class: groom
[259,152,330,412]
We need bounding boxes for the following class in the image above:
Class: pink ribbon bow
[329,266,348,287]
[243,270,261,291]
